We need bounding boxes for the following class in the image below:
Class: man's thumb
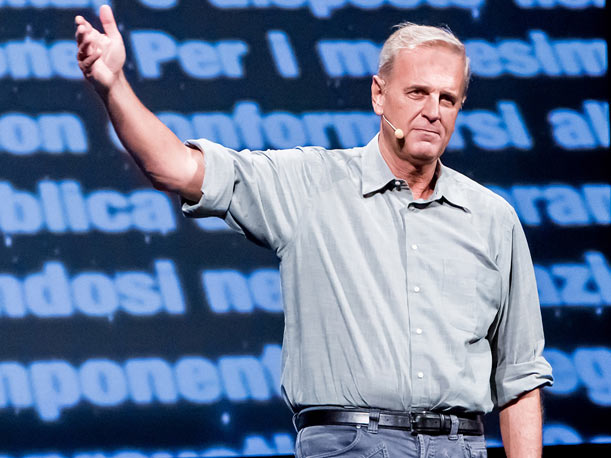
[99,4,120,38]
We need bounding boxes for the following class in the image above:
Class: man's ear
[371,75,385,116]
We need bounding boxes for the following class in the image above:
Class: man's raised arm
[75,5,204,202]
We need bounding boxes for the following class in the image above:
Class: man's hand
[499,388,543,458]
[75,5,125,91]
[73,5,204,201]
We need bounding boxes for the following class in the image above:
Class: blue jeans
[295,425,488,458]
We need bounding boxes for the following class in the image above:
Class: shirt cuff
[181,138,235,218]
[494,356,554,407]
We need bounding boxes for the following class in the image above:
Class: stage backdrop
[0,0,608,456]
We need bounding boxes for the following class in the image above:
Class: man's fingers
[79,48,102,73]
[75,19,93,43]
[99,4,120,39]
[77,30,97,55]
[75,7,124,83]
[77,26,104,57]
[74,16,91,33]
[75,25,87,43]
[77,40,93,60]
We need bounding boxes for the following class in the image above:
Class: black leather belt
[294,408,484,435]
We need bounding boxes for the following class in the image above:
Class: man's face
[372,45,465,166]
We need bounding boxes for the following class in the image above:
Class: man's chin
[403,145,444,164]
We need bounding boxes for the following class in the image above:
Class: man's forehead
[387,45,465,88]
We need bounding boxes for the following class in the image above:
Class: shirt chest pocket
[440,259,501,336]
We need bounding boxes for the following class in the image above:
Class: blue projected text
[544,347,611,406]
[130,32,248,79]
[0,113,87,155]
[0,181,175,235]
[108,103,379,151]
[202,268,283,313]
[0,260,185,318]
[207,0,485,19]
[316,32,606,78]
[0,345,282,421]
[488,183,610,227]
[535,252,610,307]
[0,431,296,458]
[109,100,609,152]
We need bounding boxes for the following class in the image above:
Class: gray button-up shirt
[182,135,553,414]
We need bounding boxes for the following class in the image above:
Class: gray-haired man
[76,7,553,457]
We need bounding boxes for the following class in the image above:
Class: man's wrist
[97,70,128,101]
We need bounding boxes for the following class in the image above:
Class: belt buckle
[410,410,443,434]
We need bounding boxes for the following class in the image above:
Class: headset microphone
[382,115,405,140]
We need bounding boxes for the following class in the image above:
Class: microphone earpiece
[382,115,405,140]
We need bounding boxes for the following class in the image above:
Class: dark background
[0,0,608,455]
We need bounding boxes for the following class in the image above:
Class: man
[75,6,553,457]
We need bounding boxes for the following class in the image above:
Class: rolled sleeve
[181,138,235,218]
[494,343,554,407]
[180,138,322,252]
[491,208,554,408]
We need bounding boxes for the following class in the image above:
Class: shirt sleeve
[489,207,554,408]
[180,138,321,253]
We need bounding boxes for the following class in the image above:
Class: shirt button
[416,328,423,335]
[413,286,420,293]
[417,372,424,379]
[411,244,418,250]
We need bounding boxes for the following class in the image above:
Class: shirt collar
[361,135,397,197]
[360,135,470,212]
[433,163,470,212]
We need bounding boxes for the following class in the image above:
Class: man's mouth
[414,128,440,136]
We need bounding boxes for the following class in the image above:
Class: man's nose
[421,95,441,121]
